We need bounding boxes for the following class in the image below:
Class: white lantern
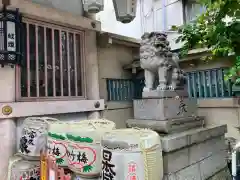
[83,0,104,14]
[112,0,137,23]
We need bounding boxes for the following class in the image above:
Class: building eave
[97,31,140,48]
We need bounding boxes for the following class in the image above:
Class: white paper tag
[102,149,144,180]
[49,169,55,180]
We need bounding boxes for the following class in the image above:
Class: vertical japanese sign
[7,21,16,52]
[126,162,138,180]
[41,156,47,180]
[102,149,116,180]
[101,145,144,180]
[19,129,38,155]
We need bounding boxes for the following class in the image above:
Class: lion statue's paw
[143,87,152,92]
[157,84,167,90]
[168,85,174,90]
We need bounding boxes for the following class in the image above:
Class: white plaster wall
[98,44,135,128]
[97,0,184,40]
[96,0,143,39]
[95,0,184,50]
[0,67,16,180]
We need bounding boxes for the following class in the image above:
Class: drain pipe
[232,150,236,179]
[231,141,240,179]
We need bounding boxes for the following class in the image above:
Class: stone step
[161,125,228,179]
[160,124,227,152]
[126,116,205,133]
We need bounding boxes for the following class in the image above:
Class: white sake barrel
[72,173,101,180]
[47,121,69,167]
[18,117,59,160]
[67,119,116,178]
[101,128,163,180]
[8,156,40,180]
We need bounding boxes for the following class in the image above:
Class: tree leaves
[177,0,240,83]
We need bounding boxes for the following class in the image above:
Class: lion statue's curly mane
[140,32,186,91]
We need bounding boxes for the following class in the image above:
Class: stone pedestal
[126,90,230,179]
[127,90,203,133]
[129,32,230,179]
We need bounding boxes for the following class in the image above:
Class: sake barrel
[47,121,69,167]
[67,119,116,178]
[8,156,40,180]
[18,117,59,159]
[72,174,101,180]
[101,128,163,180]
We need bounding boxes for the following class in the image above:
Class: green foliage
[56,158,64,164]
[176,0,240,83]
[83,165,93,172]
[66,134,93,143]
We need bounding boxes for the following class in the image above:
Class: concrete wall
[30,0,84,15]
[98,43,136,128]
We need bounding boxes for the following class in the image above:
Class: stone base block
[133,98,197,120]
[161,125,228,180]
[126,116,205,133]
[207,167,231,180]
[142,90,188,98]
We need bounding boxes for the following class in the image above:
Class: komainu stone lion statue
[140,32,186,91]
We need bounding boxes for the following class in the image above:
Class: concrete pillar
[85,29,101,119]
[0,66,17,180]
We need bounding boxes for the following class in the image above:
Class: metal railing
[186,68,232,98]
[106,68,234,101]
[106,78,134,101]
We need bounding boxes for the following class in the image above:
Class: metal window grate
[19,20,85,100]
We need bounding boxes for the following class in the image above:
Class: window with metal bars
[19,20,85,100]
[184,0,206,23]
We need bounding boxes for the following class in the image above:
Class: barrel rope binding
[138,128,161,180]
[7,156,22,180]
[140,141,149,180]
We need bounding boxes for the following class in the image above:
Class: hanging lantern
[83,0,104,14]
[0,5,22,67]
[112,0,137,23]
